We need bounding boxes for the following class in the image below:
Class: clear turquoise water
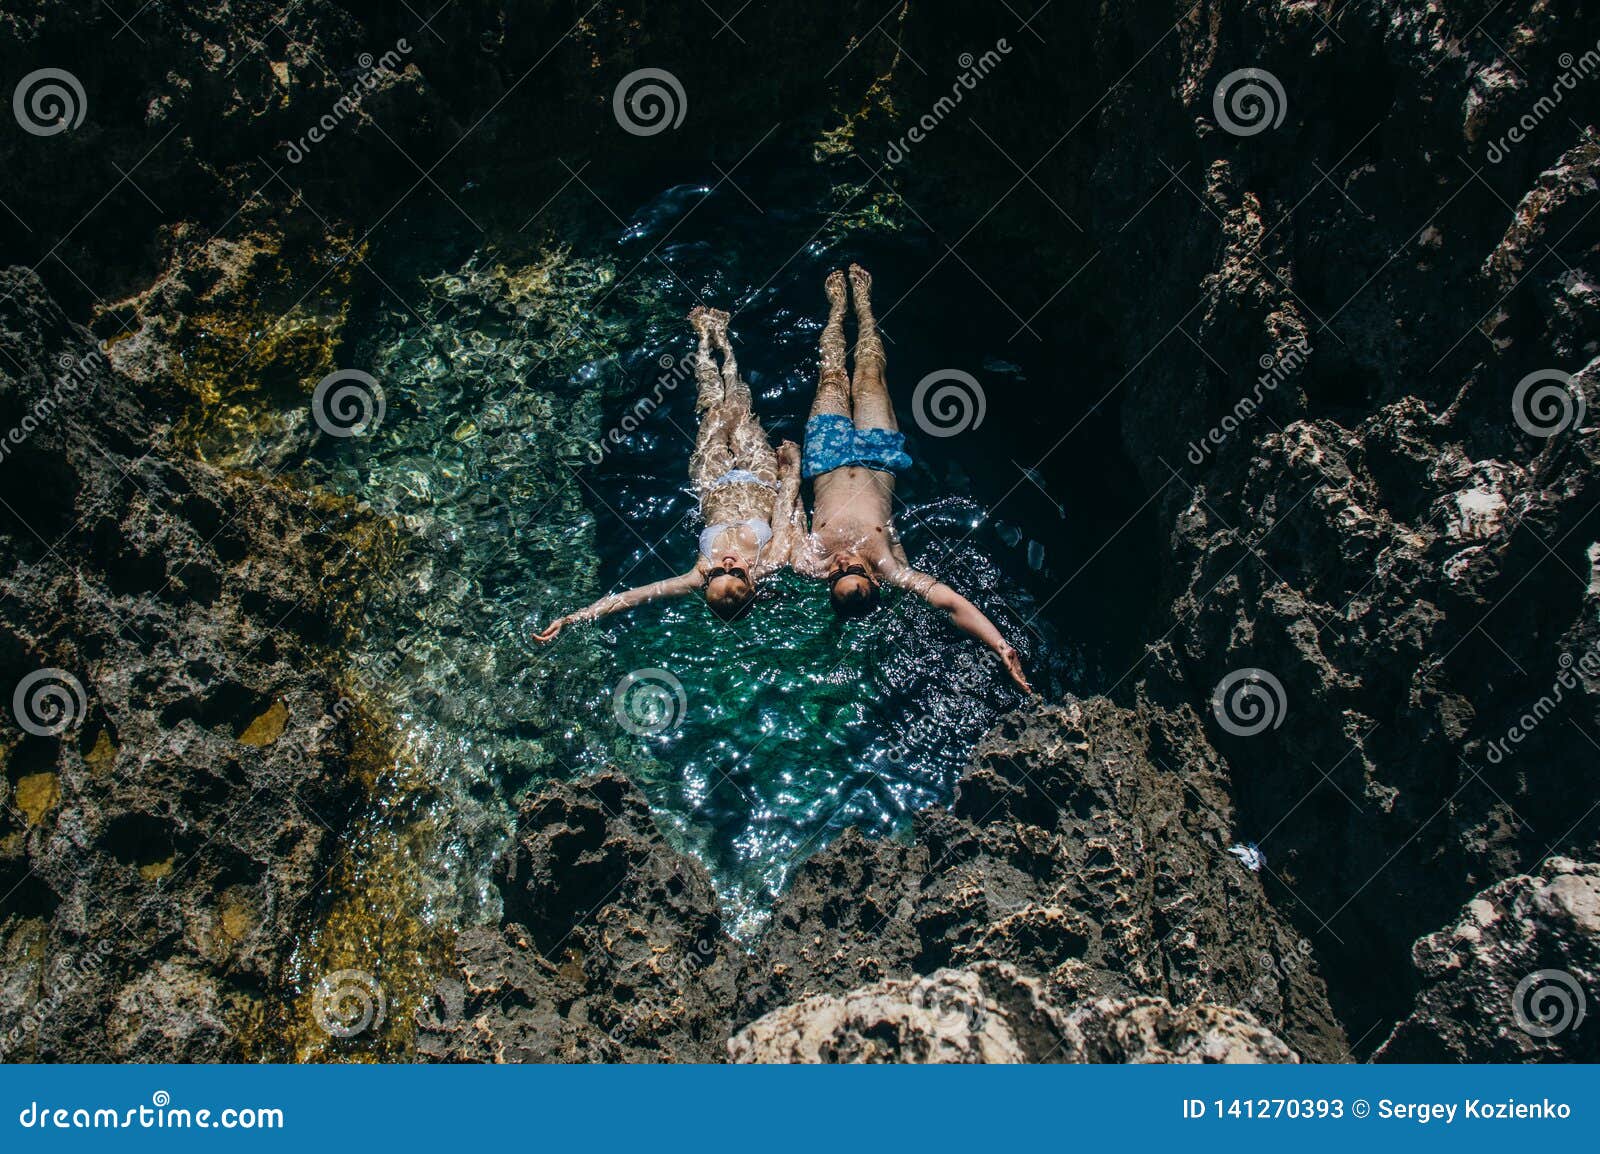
[295,149,1135,935]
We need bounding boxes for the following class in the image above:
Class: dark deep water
[298,136,1157,934]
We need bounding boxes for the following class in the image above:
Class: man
[781,264,1034,693]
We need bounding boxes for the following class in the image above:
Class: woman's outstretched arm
[533,567,705,641]
[765,441,807,575]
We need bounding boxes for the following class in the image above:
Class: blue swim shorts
[802,414,913,480]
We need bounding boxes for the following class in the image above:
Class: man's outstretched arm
[883,566,1034,693]
[533,568,705,641]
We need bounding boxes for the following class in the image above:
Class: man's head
[705,556,756,622]
[827,551,880,618]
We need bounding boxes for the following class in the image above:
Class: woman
[534,306,800,640]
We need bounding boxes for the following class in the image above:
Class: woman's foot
[848,263,872,309]
[688,305,730,336]
[824,269,847,310]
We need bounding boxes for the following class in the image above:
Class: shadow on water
[300,135,1157,938]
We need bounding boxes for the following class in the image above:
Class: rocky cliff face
[4,0,1599,1061]
[0,269,368,1060]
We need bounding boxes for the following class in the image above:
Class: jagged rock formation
[0,269,366,1060]
[1377,858,1599,1061]
[419,702,1344,1063]
[729,964,1081,1064]
[842,1,1600,1045]
[729,963,1298,1064]
[743,697,1348,1062]
[4,0,1600,1062]
[416,772,746,1063]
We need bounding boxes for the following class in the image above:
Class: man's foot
[848,263,873,308]
[824,269,847,310]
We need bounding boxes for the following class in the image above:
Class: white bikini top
[699,518,772,562]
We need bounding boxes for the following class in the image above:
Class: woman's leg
[705,314,779,485]
[846,264,896,432]
[808,269,851,422]
[729,412,780,487]
[689,306,727,415]
[708,314,752,414]
[689,307,735,486]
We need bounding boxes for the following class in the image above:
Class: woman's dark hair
[707,583,756,621]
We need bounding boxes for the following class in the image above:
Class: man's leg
[809,270,851,421]
[846,264,896,432]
